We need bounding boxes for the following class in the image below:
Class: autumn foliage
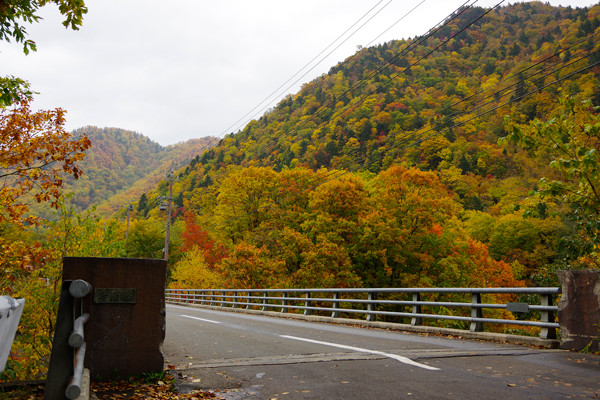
[0,97,90,225]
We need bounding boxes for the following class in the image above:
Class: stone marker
[63,257,167,379]
[557,269,600,352]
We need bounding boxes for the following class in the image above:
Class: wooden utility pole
[125,203,134,241]
[164,172,174,261]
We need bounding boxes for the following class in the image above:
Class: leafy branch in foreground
[502,97,600,270]
[0,96,91,226]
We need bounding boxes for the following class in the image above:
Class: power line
[315,38,599,188]
[205,1,499,230]
[298,6,600,185]
[365,0,427,48]
[264,0,494,190]
[249,0,479,165]
[210,0,397,145]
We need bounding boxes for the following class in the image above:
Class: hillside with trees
[27,126,214,218]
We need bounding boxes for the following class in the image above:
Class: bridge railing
[165,287,560,339]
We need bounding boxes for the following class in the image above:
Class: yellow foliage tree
[170,246,225,289]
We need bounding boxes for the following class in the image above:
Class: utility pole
[125,202,134,241]
[164,172,174,261]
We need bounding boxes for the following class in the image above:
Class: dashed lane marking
[180,314,221,324]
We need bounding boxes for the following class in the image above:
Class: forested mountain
[182,2,599,179]
[30,126,214,218]
[127,2,600,290]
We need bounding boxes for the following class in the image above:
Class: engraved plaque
[506,302,529,313]
[94,288,137,304]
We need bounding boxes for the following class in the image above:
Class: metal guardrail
[165,287,560,339]
[45,279,92,400]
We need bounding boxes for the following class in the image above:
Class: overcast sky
[1,0,597,146]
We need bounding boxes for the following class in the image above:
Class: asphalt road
[164,304,600,400]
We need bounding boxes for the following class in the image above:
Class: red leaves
[180,211,227,267]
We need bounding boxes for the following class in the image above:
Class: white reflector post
[0,296,26,372]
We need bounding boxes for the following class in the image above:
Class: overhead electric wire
[365,0,427,48]
[388,57,600,159]
[208,28,600,232]
[250,0,478,164]
[214,0,395,141]
[440,33,598,118]
[338,43,600,177]
[442,37,600,123]
[225,0,456,142]
[205,0,493,230]
[208,0,498,230]
[320,36,599,184]
[263,0,495,190]
[204,0,599,232]
[294,5,598,187]
[284,49,600,204]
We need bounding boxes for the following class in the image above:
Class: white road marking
[280,335,440,371]
[180,314,221,324]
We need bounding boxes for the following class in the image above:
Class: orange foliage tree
[1,96,90,288]
[180,210,227,267]
[1,97,91,225]
[219,243,287,289]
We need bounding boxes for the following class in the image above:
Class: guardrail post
[470,293,483,332]
[304,293,312,315]
[281,292,288,313]
[231,291,237,308]
[331,292,341,318]
[367,292,376,321]
[411,293,422,326]
[540,293,557,339]
[262,291,268,311]
[246,292,252,309]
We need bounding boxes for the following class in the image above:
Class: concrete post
[557,269,600,352]
[62,257,167,379]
